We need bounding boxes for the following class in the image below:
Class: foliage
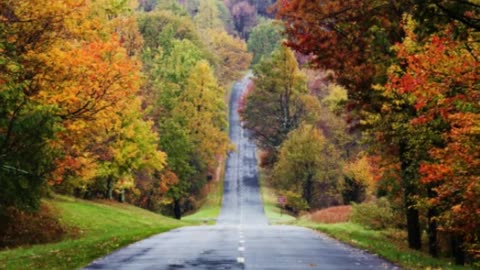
[350,198,395,230]
[225,0,257,39]
[247,19,283,65]
[205,29,252,86]
[308,205,352,224]
[298,222,473,270]
[273,124,342,209]
[0,196,184,270]
[240,45,309,157]
[387,22,480,260]
[0,205,66,249]
[342,154,377,203]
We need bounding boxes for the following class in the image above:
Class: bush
[283,191,309,215]
[0,204,67,248]
[310,205,352,224]
[350,197,395,230]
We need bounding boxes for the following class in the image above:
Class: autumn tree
[194,0,224,31]
[174,61,230,170]
[241,45,313,164]
[206,30,252,86]
[230,0,257,39]
[138,7,234,218]
[272,124,342,210]
[247,19,283,65]
[387,23,480,263]
[0,0,88,215]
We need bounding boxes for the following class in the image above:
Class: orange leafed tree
[388,24,480,261]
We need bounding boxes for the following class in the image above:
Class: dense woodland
[0,0,479,267]
[0,0,254,238]
[239,0,479,266]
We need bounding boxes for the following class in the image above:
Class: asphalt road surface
[84,74,399,270]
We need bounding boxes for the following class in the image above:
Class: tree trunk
[400,142,422,250]
[427,207,438,257]
[427,185,438,257]
[118,189,125,203]
[173,199,182,220]
[106,177,113,200]
[303,172,313,207]
[451,234,465,265]
[405,203,422,250]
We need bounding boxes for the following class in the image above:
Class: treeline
[0,0,250,238]
[241,0,479,266]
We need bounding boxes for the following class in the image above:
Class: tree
[272,124,342,209]
[95,98,166,201]
[206,29,252,86]
[231,1,257,39]
[240,45,309,162]
[0,0,88,215]
[389,23,480,263]
[247,19,283,65]
[275,0,408,105]
[174,60,230,171]
[194,0,223,31]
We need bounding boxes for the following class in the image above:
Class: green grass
[182,179,224,224]
[257,166,474,269]
[0,195,185,270]
[258,169,296,224]
[296,220,475,270]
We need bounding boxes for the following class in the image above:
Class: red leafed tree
[389,24,480,262]
[274,0,407,105]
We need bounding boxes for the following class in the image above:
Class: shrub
[350,197,395,230]
[0,204,66,248]
[310,205,352,224]
[283,191,309,215]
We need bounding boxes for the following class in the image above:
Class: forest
[0,0,479,268]
[240,0,479,266]
[0,0,255,240]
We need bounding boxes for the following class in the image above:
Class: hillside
[0,196,185,270]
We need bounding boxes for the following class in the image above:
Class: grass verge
[296,220,474,270]
[257,163,471,268]
[182,178,224,224]
[258,168,296,224]
[0,195,184,270]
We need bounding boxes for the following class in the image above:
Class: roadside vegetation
[241,0,479,267]
[0,195,184,270]
[261,180,475,269]
[182,176,225,224]
[1,0,251,253]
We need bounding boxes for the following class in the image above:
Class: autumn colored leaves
[276,0,479,264]
[0,0,251,223]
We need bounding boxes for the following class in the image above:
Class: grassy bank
[258,168,296,224]
[257,165,473,269]
[182,177,224,224]
[0,196,184,270]
[296,219,474,270]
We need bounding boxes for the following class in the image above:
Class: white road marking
[237,257,245,264]
[238,246,245,252]
[239,240,245,244]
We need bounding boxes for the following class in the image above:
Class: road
[84,75,399,270]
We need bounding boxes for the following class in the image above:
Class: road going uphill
[84,74,399,270]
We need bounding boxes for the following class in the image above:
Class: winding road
[84,75,399,270]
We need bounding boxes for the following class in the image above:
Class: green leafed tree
[247,19,283,65]
[173,60,230,170]
[272,124,342,210]
[241,45,311,164]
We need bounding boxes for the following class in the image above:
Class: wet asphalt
[83,74,400,270]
